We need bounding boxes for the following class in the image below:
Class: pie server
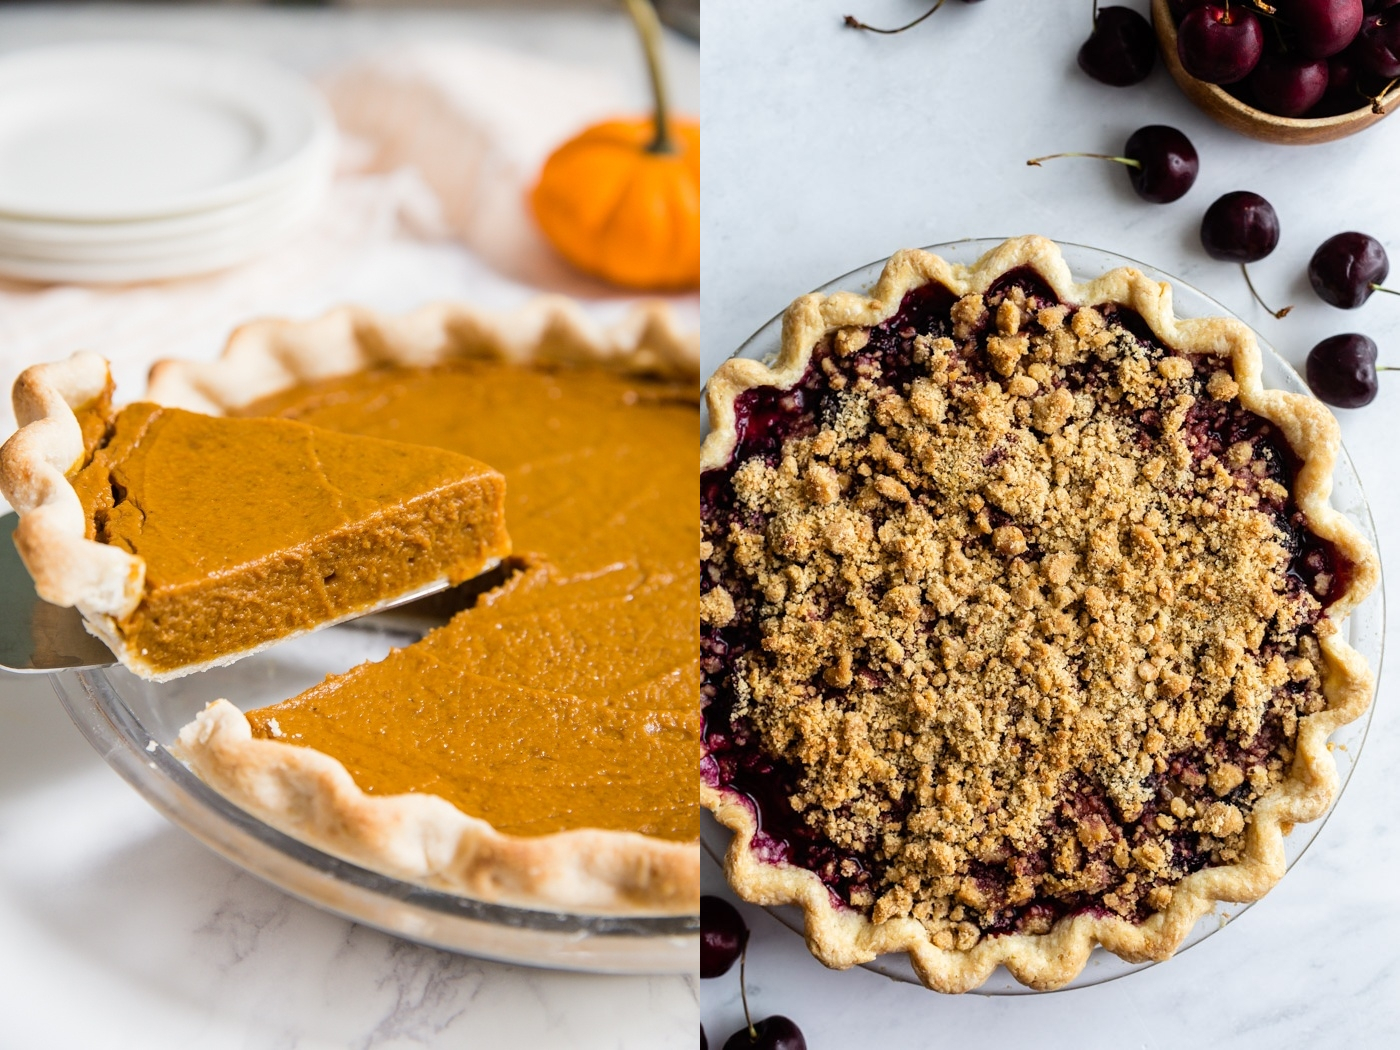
[0,511,450,674]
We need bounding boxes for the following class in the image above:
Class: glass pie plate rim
[699,237,1386,996]
[49,626,697,976]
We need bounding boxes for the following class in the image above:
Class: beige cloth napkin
[323,39,637,294]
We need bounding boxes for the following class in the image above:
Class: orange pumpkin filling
[239,360,698,840]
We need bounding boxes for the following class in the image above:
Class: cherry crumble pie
[700,236,1378,992]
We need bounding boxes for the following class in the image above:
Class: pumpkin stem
[622,0,674,154]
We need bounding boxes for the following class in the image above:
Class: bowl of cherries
[1153,0,1400,142]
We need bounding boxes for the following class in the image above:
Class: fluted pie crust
[700,236,1378,989]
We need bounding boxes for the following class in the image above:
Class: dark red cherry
[1202,192,1290,316]
[1356,6,1400,77]
[1027,125,1198,204]
[1248,53,1331,115]
[701,895,749,978]
[1122,125,1199,201]
[1079,5,1157,86]
[1306,333,1381,406]
[1309,232,1394,307]
[1317,51,1366,113]
[703,1026,708,1050]
[1282,0,1365,58]
[1177,4,1264,83]
[1201,191,1280,262]
[723,1017,807,1050]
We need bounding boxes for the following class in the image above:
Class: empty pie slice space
[0,352,510,680]
[152,301,700,914]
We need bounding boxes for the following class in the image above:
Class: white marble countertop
[701,1,1400,1045]
[0,5,697,1048]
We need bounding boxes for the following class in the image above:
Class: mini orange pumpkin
[531,0,699,292]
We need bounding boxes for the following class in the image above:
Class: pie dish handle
[0,352,144,618]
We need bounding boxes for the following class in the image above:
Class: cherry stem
[1378,366,1400,372]
[1221,0,1281,24]
[1371,283,1400,297]
[739,942,754,1038]
[1369,77,1399,114]
[1231,1,1284,30]
[1240,264,1292,319]
[621,0,673,154]
[845,0,945,34]
[1026,152,1142,170]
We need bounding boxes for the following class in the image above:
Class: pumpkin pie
[0,352,510,681]
[700,237,1378,988]
[150,299,700,913]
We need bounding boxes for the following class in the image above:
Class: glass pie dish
[699,239,1384,994]
[49,610,698,974]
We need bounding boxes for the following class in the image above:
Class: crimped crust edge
[0,352,146,621]
[147,297,699,412]
[178,700,698,915]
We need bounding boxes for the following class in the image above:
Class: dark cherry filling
[702,273,1347,929]
[1172,361,1348,604]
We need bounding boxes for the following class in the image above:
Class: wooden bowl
[1152,0,1400,144]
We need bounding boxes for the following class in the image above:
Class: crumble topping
[703,281,1334,942]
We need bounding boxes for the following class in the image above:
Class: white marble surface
[0,5,697,1048]
[701,1,1400,1044]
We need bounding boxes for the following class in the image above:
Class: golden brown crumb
[703,289,1327,942]
[1207,370,1239,401]
[835,326,871,357]
[699,586,735,627]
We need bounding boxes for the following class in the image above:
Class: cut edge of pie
[148,295,700,915]
[700,235,1378,989]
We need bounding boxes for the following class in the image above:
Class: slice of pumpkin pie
[0,352,510,680]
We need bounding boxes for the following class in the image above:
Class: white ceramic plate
[0,172,326,259]
[700,239,1384,995]
[0,143,332,253]
[0,42,334,222]
[0,194,323,283]
[0,168,329,281]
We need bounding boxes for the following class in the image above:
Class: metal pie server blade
[0,512,454,674]
[0,512,113,672]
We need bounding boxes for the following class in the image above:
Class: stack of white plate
[0,42,335,284]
